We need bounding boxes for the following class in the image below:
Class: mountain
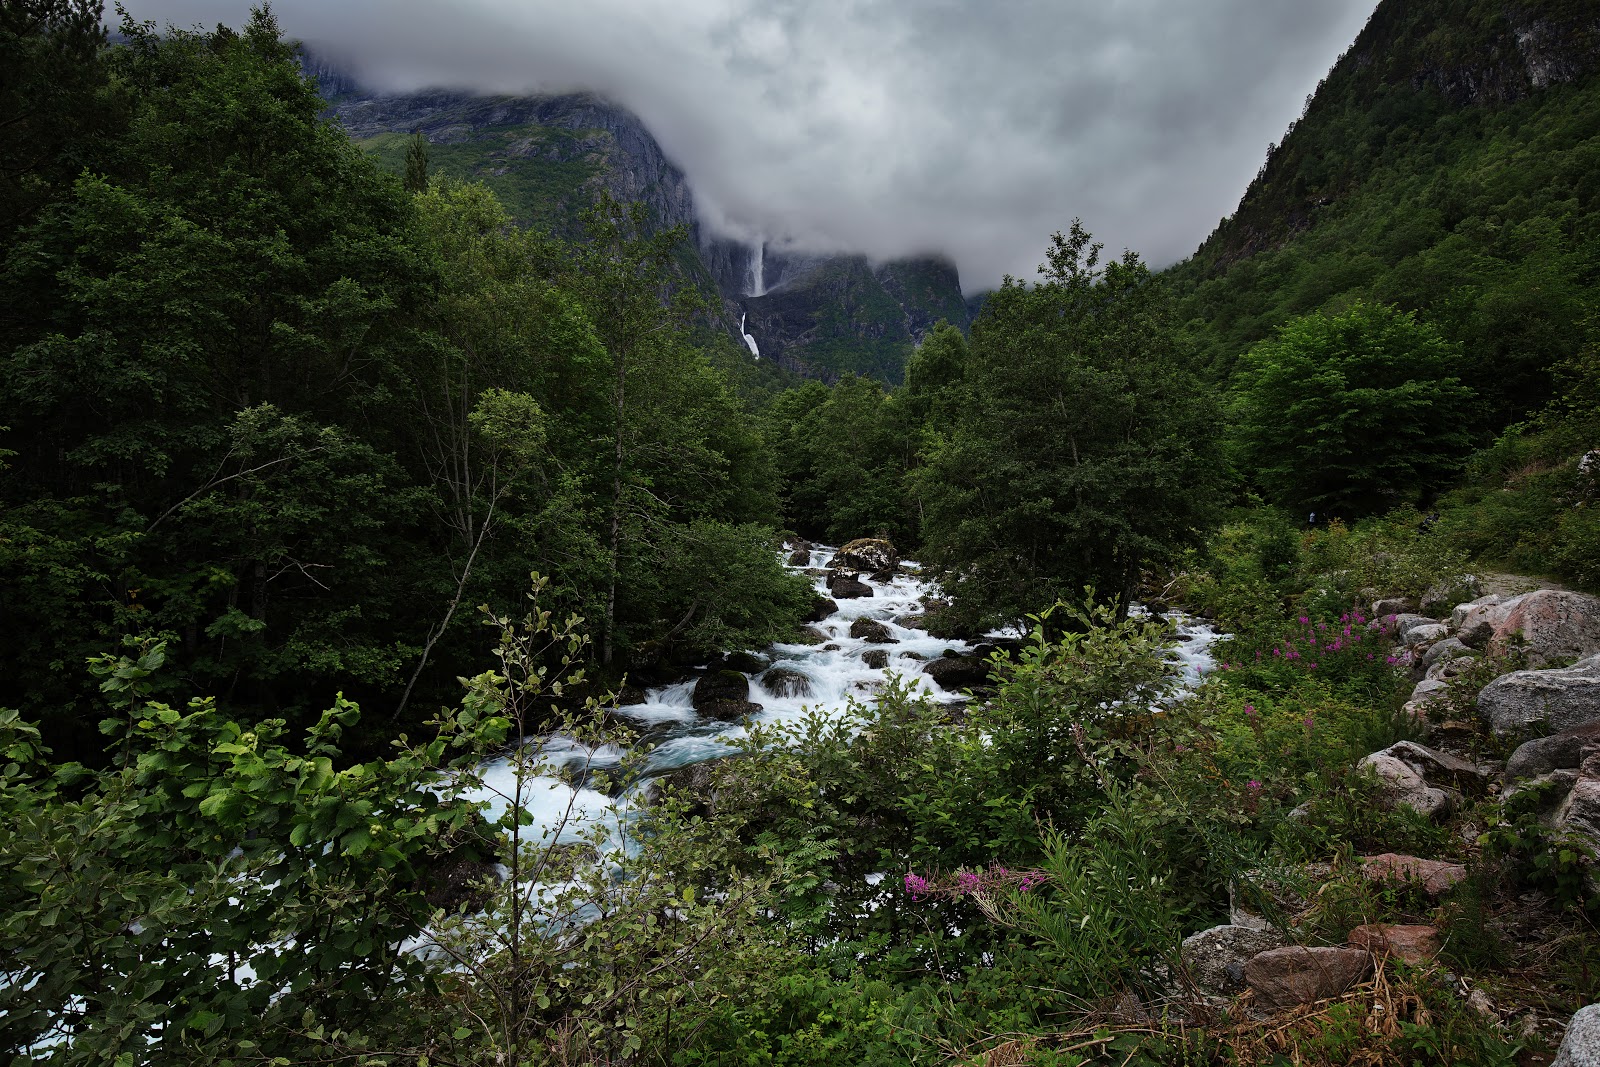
[1167,0,1600,428]
[306,56,969,382]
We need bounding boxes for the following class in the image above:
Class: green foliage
[0,15,802,745]
[914,223,1226,629]
[1231,302,1476,516]
[0,638,492,1061]
[1171,10,1600,431]
[757,374,919,545]
[1483,777,1598,913]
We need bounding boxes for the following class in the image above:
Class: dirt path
[1476,570,1570,597]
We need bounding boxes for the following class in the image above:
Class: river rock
[787,546,811,566]
[692,670,762,721]
[1487,590,1600,668]
[1478,654,1600,737]
[1180,924,1286,995]
[644,757,746,818]
[829,573,873,599]
[899,650,926,661]
[1360,853,1467,896]
[862,649,889,669]
[1552,1003,1600,1067]
[1244,946,1371,1010]
[1507,722,1600,780]
[850,617,893,643]
[761,667,812,699]
[806,595,839,623]
[923,653,991,691]
[791,626,827,646]
[1347,924,1441,966]
[830,537,898,573]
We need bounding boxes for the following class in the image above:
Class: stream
[468,542,1220,845]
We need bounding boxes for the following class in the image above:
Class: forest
[3,2,1599,1064]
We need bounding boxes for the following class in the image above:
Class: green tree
[914,223,1224,629]
[402,130,429,193]
[1231,300,1476,516]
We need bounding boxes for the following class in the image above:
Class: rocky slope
[305,55,969,382]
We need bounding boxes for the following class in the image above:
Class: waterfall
[740,313,761,358]
[745,240,765,297]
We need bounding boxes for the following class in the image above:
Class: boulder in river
[692,670,762,721]
[862,649,889,669]
[923,653,991,691]
[830,537,898,573]
[762,667,812,698]
[850,617,893,644]
[829,573,873,599]
[806,595,839,623]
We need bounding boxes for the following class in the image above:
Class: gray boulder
[861,649,889,669]
[1179,924,1286,995]
[923,653,991,691]
[1403,622,1450,648]
[1458,594,1527,648]
[1507,723,1600,780]
[1358,741,1490,821]
[1421,638,1475,672]
[805,595,839,623]
[692,671,762,721]
[830,537,898,573]
[1372,597,1419,617]
[1478,654,1600,736]
[761,667,812,699]
[1392,614,1443,641]
[1553,1003,1600,1067]
[828,573,873,599]
[1452,593,1508,631]
[849,617,893,644]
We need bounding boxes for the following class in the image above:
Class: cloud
[122,0,1379,290]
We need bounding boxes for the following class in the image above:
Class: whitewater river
[469,543,1220,845]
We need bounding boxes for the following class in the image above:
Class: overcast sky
[124,0,1379,291]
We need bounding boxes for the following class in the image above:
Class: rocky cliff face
[307,56,967,383]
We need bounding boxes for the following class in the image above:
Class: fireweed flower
[905,873,930,900]
[956,871,982,895]
[1247,780,1262,792]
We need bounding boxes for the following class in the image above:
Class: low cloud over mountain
[125,0,1377,289]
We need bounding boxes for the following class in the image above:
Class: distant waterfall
[740,313,760,358]
[746,241,766,297]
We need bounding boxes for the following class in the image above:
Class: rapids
[466,543,1219,845]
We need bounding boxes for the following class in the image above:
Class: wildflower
[905,873,930,900]
[955,871,982,896]
[1298,616,1310,625]
[1247,779,1262,792]
[1303,715,1315,729]
[1244,703,1257,716]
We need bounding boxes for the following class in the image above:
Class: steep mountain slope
[306,57,968,382]
[1168,0,1600,428]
